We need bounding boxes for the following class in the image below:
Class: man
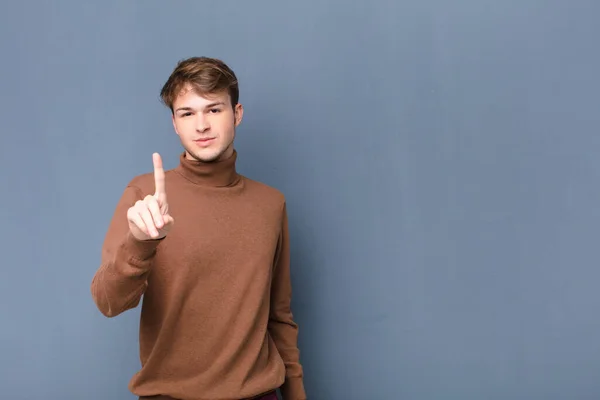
[91,57,306,400]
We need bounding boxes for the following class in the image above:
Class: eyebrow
[175,102,226,113]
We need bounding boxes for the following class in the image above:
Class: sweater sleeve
[268,203,307,400]
[91,185,163,317]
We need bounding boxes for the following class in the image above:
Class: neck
[175,150,240,187]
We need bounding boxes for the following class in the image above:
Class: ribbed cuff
[280,377,306,400]
[122,231,163,262]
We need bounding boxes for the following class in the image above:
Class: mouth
[193,138,215,147]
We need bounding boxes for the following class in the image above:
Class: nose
[196,116,209,132]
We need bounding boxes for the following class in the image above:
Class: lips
[194,138,215,147]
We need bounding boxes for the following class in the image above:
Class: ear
[234,103,244,127]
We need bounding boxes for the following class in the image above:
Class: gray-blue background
[1,1,599,399]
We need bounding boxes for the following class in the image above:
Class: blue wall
[1,1,599,399]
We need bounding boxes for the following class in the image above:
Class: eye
[209,108,221,114]
[180,112,192,117]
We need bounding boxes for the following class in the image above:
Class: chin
[187,147,226,163]
[196,154,222,163]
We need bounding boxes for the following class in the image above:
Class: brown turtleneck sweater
[90,151,306,400]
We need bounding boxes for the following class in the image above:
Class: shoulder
[241,175,286,208]
[242,175,286,200]
[125,169,178,197]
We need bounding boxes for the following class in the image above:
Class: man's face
[171,85,243,163]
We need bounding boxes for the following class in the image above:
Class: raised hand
[127,153,175,241]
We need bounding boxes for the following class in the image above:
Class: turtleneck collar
[174,150,240,187]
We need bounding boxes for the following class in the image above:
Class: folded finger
[128,209,149,236]
[138,205,158,237]
[145,196,164,229]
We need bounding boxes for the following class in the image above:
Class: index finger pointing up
[153,152,166,198]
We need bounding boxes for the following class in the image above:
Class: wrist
[124,231,163,260]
